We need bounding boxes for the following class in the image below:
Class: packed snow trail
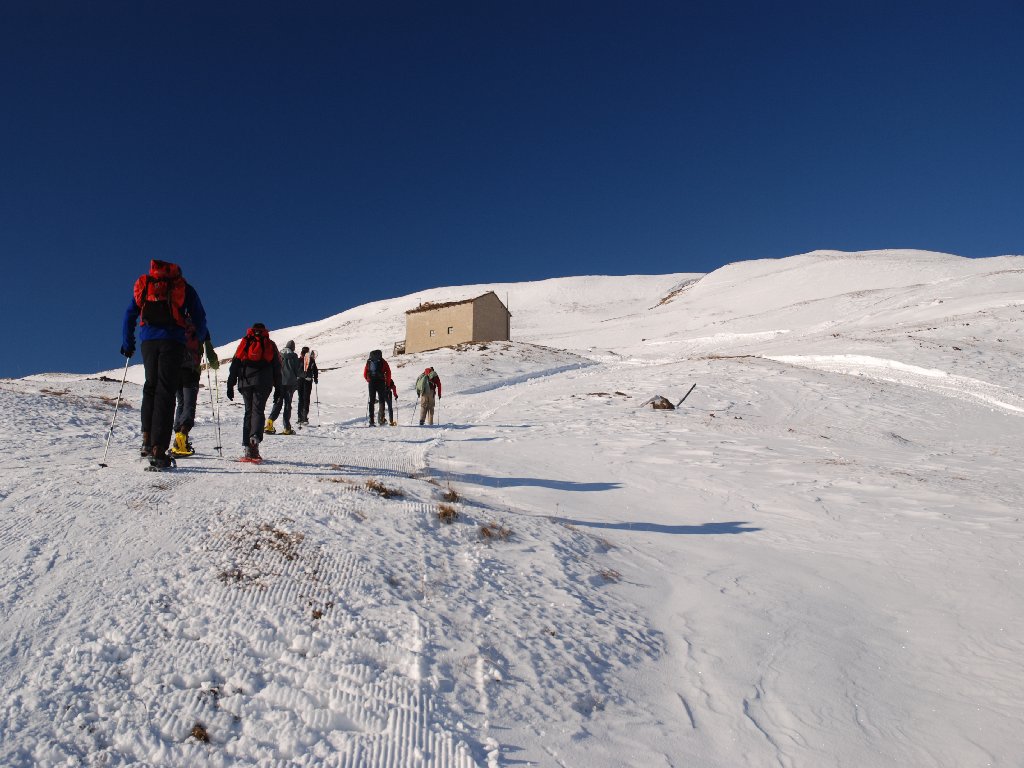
[0,377,667,768]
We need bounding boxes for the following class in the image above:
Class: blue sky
[2,0,1022,378]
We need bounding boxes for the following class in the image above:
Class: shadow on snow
[426,468,621,492]
[559,518,762,535]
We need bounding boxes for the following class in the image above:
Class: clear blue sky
[2,0,1022,378]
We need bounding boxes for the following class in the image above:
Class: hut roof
[405,291,501,315]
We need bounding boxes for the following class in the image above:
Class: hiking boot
[141,431,152,457]
[149,447,175,471]
[280,427,295,435]
[248,437,261,460]
[170,431,194,456]
[264,419,276,434]
[390,420,397,426]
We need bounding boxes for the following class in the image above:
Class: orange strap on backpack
[133,260,187,327]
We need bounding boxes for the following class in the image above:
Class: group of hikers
[120,260,442,470]
[222,324,320,461]
[362,349,442,427]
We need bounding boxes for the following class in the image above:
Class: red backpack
[133,260,188,328]
[234,325,276,365]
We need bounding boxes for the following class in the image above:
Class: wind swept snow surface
[3,250,1024,767]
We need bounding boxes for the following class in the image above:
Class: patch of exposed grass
[190,722,210,743]
[256,522,304,561]
[437,504,458,524]
[599,568,622,583]
[479,522,512,541]
[366,479,403,498]
[442,486,459,503]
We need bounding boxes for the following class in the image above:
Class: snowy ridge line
[456,361,597,395]
[765,354,1024,414]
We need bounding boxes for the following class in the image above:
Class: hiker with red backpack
[171,320,219,457]
[121,259,208,470]
[363,349,392,426]
[225,323,283,462]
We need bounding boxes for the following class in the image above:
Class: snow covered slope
[3,250,1023,767]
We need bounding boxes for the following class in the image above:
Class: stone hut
[404,291,511,354]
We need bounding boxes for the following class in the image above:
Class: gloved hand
[314,378,319,385]
[226,384,234,401]
[120,345,134,358]
[204,340,220,370]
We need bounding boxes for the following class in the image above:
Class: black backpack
[367,350,385,381]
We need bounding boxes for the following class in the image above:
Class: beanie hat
[301,346,309,354]
[285,340,295,350]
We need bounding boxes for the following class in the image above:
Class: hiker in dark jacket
[226,323,282,460]
[363,349,392,426]
[266,340,301,434]
[171,321,219,456]
[297,347,318,425]
[121,259,208,469]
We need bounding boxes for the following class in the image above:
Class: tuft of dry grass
[318,476,355,486]
[479,522,512,541]
[256,523,304,561]
[442,486,459,503]
[599,568,622,583]
[437,504,459,524]
[191,722,210,743]
[366,479,403,498]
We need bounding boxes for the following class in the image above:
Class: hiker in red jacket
[384,379,398,427]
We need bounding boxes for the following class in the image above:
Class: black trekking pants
[297,379,313,421]
[367,380,388,424]
[240,385,272,447]
[141,339,185,452]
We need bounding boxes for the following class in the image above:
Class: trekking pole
[210,367,224,456]
[314,381,321,425]
[99,358,131,467]
[214,368,224,456]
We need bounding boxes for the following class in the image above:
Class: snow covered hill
[3,250,1023,767]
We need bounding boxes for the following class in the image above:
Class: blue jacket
[122,283,208,352]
